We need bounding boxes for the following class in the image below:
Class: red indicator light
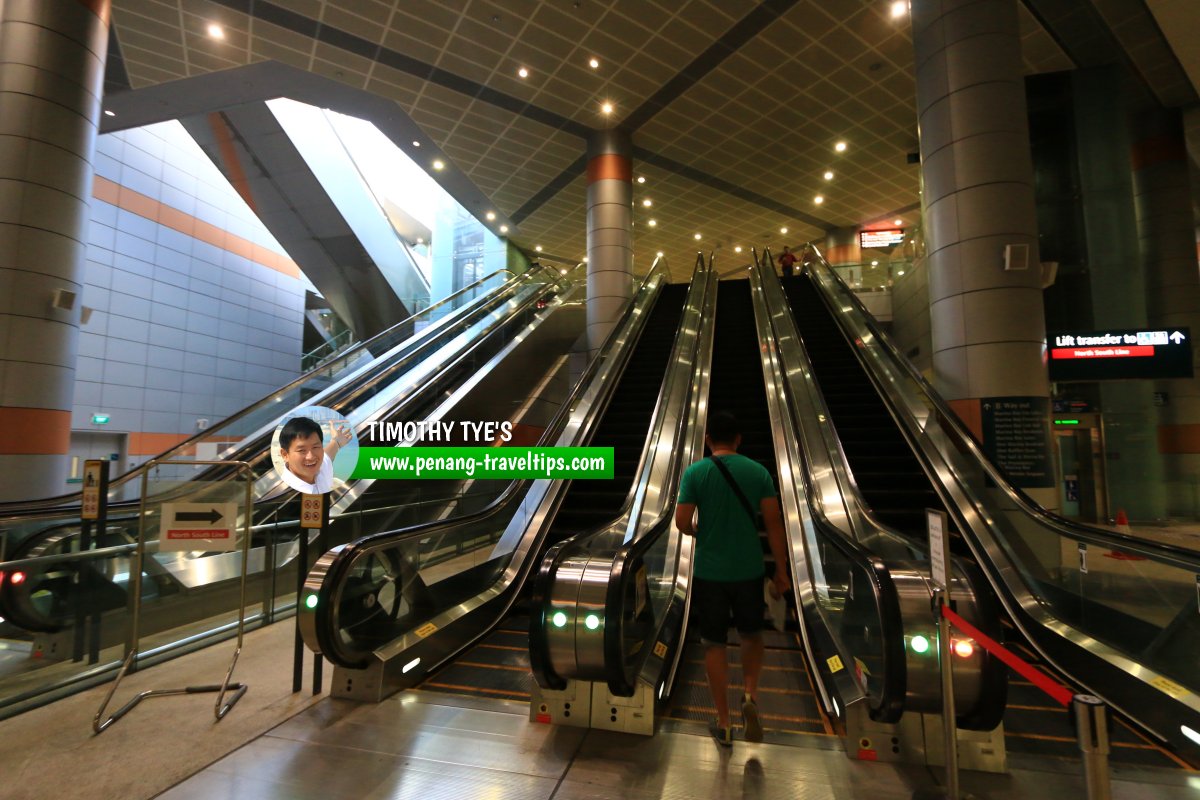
[953,639,974,658]
[10,571,26,586]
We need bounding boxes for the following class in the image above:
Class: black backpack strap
[709,456,757,527]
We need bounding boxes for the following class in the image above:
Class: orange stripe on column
[0,409,71,455]
[1157,425,1200,454]
[586,154,631,183]
[948,398,983,443]
[74,0,112,25]
[129,432,191,456]
[825,244,858,265]
[1131,135,1187,171]
[207,112,259,214]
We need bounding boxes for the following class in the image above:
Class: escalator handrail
[594,254,718,694]
[799,243,1200,571]
[755,247,907,722]
[0,264,544,514]
[529,252,713,691]
[311,256,673,667]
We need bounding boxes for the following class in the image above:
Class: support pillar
[825,226,864,287]
[0,0,110,500]
[585,128,633,353]
[913,0,1057,511]
[1133,110,1200,518]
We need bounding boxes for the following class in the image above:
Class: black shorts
[692,576,764,646]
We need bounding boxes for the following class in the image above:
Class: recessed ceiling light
[104,109,115,117]
[207,22,225,39]
[589,57,600,69]
[412,140,420,147]
[823,170,833,180]
[871,260,879,266]
[894,218,904,225]
[834,141,847,152]
[518,66,529,78]
[601,101,613,114]
[694,233,702,240]
[535,245,543,252]
[897,270,905,276]
[890,1,908,18]
[637,176,646,184]
[416,237,424,244]
[780,226,788,234]
[486,211,496,221]
[583,256,588,262]
[642,199,652,207]
[814,195,824,204]
[648,219,657,227]
[499,225,509,233]
[561,268,568,274]
[735,246,743,253]
[432,159,445,170]
[656,251,664,258]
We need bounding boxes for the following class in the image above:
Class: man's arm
[324,420,352,461]
[675,502,697,536]
[760,496,790,596]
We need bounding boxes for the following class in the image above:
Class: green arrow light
[910,635,930,654]
[552,611,567,628]
[305,594,318,610]
[584,614,600,630]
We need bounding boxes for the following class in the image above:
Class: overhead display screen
[1047,328,1193,381]
[859,229,905,248]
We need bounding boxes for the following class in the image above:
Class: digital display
[1047,328,1193,381]
[859,229,905,248]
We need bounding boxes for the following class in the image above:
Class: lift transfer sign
[1048,328,1193,381]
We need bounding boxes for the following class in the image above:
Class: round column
[0,0,110,500]
[825,226,864,287]
[1133,110,1200,517]
[913,0,1056,511]
[586,128,633,353]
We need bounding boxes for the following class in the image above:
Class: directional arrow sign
[175,508,225,524]
[1171,331,1185,344]
[160,502,238,552]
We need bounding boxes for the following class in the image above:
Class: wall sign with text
[1047,328,1193,381]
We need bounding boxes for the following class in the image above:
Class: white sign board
[160,502,239,552]
[927,509,949,590]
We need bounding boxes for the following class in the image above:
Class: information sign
[160,502,238,552]
[81,460,103,520]
[1048,328,1193,381]
[859,229,905,248]
[300,494,324,529]
[927,509,949,591]
[981,397,1053,488]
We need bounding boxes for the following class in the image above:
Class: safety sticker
[1150,676,1186,698]
[415,622,438,638]
[653,641,667,659]
[827,654,844,673]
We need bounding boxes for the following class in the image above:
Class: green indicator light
[552,611,567,628]
[91,414,110,425]
[910,635,930,654]
[304,594,318,610]
[1054,419,1080,425]
[584,614,600,631]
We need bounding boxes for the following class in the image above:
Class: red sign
[167,528,231,540]
[859,229,904,248]
[1051,346,1153,360]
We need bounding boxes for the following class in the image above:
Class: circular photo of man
[270,407,357,494]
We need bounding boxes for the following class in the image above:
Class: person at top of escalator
[675,410,790,747]
[777,246,798,277]
[277,415,351,494]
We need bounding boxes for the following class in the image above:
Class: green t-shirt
[677,454,775,582]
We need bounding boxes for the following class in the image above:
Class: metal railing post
[1073,694,1112,800]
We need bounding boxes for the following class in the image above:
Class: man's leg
[705,643,730,729]
[739,631,764,702]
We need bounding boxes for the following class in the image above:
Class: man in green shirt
[675,411,790,746]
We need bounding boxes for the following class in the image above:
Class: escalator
[299,259,702,706]
[0,266,584,714]
[659,279,827,737]
[415,283,688,703]
[784,247,1200,769]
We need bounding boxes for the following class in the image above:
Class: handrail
[0,265,534,513]
[307,256,672,667]
[753,246,907,721]
[799,242,1200,570]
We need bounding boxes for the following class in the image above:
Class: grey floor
[160,690,1200,800]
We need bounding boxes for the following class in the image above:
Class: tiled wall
[73,121,308,465]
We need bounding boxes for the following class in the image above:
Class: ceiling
[104,1,1196,283]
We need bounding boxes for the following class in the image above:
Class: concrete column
[825,226,861,266]
[913,0,1056,509]
[1072,68,1165,522]
[586,128,633,353]
[1133,110,1200,517]
[0,0,110,501]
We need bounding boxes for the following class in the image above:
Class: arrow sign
[1171,331,1185,344]
[161,502,238,552]
[175,508,224,524]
